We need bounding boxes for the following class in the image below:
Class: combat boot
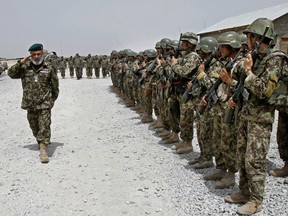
[269,161,288,177]
[203,169,226,181]
[188,156,202,165]
[215,171,235,189]
[154,127,164,133]
[158,129,171,138]
[176,140,193,154]
[141,115,153,123]
[224,191,250,204]
[236,201,262,215]
[39,143,49,163]
[153,119,163,129]
[192,159,214,169]
[165,132,179,144]
[171,140,185,150]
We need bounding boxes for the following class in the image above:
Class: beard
[31,55,44,65]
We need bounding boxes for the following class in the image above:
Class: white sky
[0,0,287,58]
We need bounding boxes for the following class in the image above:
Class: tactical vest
[252,49,288,108]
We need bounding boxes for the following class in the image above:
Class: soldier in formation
[109,17,288,215]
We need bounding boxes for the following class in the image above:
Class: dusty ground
[0,68,287,216]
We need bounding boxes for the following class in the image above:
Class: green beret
[28,43,43,52]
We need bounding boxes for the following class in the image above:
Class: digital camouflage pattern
[8,61,59,110]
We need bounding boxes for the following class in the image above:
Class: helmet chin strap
[31,56,44,65]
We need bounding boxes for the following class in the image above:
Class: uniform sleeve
[244,56,283,99]
[50,66,59,101]
[8,61,25,79]
[171,54,201,78]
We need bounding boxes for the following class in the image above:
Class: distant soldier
[8,43,59,163]
[85,54,94,79]
[101,55,109,78]
[67,56,75,78]
[58,56,67,78]
[93,55,101,78]
[73,53,84,80]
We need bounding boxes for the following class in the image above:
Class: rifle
[120,58,126,92]
[182,48,218,102]
[196,49,243,118]
[138,58,157,85]
[173,33,183,58]
[223,26,270,124]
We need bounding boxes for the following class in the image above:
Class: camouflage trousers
[102,67,108,78]
[27,109,52,145]
[75,67,82,79]
[197,108,213,160]
[276,111,288,161]
[60,68,65,78]
[237,117,272,205]
[142,83,153,116]
[178,95,195,141]
[94,68,100,78]
[158,87,171,130]
[86,67,93,78]
[151,84,159,117]
[69,67,74,77]
[168,94,180,133]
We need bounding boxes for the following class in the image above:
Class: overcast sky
[0,0,287,58]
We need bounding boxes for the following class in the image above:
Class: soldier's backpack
[266,50,288,110]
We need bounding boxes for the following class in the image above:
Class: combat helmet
[218,31,241,49]
[181,32,198,45]
[159,38,172,49]
[144,49,157,58]
[197,37,218,53]
[167,40,179,50]
[127,50,137,58]
[155,41,161,49]
[243,17,276,40]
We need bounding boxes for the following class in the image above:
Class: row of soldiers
[45,53,110,79]
[109,17,288,215]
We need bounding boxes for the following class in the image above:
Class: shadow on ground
[23,141,64,157]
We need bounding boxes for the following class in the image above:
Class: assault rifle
[196,49,243,118]
[173,33,183,58]
[182,48,218,103]
[223,26,270,124]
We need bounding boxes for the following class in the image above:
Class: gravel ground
[0,69,287,216]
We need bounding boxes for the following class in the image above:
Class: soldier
[58,56,67,79]
[85,54,93,79]
[73,53,84,80]
[187,36,220,170]
[67,56,75,78]
[224,18,287,215]
[269,111,288,180]
[170,32,202,154]
[8,43,59,163]
[93,55,101,78]
[101,55,110,78]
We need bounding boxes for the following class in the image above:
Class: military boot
[224,191,250,204]
[141,115,153,123]
[176,140,193,154]
[236,201,262,215]
[188,156,202,165]
[39,143,49,163]
[153,119,163,129]
[158,129,171,138]
[163,132,180,144]
[203,169,226,181]
[215,171,235,189]
[171,140,185,150]
[154,127,164,133]
[192,159,214,169]
[269,161,288,177]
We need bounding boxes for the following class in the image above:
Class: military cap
[28,43,43,52]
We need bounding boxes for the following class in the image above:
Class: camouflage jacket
[8,61,59,111]
[240,48,285,123]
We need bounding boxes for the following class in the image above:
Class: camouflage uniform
[73,54,84,80]
[171,35,201,152]
[85,54,94,79]
[67,56,75,77]
[58,57,67,78]
[93,55,101,78]
[101,55,109,78]
[8,60,59,145]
